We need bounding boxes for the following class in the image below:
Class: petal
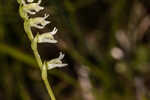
[27,0,34,3]
[47,63,67,70]
[39,38,57,43]
[32,24,45,29]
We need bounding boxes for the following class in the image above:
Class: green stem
[43,78,56,100]
[31,35,56,100]
[24,21,34,41]
[42,63,56,100]
[31,33,56,100]
[31,35,42,70]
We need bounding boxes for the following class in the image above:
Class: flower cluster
[17,0,67,99]
[18,0,67,71]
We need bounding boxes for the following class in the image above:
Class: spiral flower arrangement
[17,0,67,99]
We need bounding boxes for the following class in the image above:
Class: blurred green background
[0,0,150,100]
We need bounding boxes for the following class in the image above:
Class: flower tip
[51,27,58,35]
[44,14,49,19]
[61,63,68,67]
[45,21,51,25]
[38,0,42,4]
[59,52,65,60]
[41,7,44,10]
[41,20,50,26]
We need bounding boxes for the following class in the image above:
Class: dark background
[0,0,150,100]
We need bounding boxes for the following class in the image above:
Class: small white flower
[46,52,68,70]
[37,27,58,43]
[29,14,50,29]
[22,0,44,15]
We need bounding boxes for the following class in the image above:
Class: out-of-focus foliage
[0,0,150,100]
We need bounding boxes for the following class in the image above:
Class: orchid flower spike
[22,0,44,15]
[37,27,58,43]
[17,0,67,99]
[29,14,50,29]
[46,52,68,70]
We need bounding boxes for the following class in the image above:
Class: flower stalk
[17,0,67,100]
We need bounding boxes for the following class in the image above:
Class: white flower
[46,52,68,70]
[29,14,50,29]
[22,0,44,15]
[37,27,58,43]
